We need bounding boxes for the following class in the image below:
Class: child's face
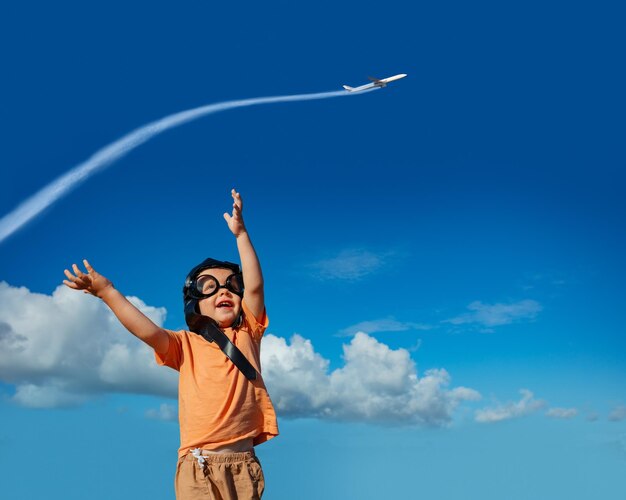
[197,267,242,328]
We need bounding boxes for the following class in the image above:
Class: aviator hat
[183,258,244,332]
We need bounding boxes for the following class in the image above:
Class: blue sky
[1,1,625,498]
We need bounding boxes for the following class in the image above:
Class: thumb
[223,213,231,223]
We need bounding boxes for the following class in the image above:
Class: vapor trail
[0,88,372,244]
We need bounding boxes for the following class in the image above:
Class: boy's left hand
[223,188,247,237]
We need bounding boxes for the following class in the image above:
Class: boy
[63,189,279,500]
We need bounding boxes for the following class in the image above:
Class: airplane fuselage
[343,73,407,92]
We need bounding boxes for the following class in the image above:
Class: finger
[223,213,231,223]
[63,279,78,289]
[232,189,243,209]
[66,268,90,288]
[72,263,85,277]
[83,259,94,274]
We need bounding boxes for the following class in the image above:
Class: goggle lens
[228,274,244,294]
[196,275,218,295]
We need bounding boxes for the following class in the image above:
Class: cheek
[197,300,214,315]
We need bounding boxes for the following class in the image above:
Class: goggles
[187,273,244,299]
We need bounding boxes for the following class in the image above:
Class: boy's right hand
[63,259,113,298]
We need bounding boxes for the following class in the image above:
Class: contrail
[0,88,375,244]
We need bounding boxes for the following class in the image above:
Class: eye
[196,275,218,294]
[228,274,244,294]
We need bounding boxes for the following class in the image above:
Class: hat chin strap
[184,299,257,381]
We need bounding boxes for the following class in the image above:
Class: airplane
[343,73,407,92]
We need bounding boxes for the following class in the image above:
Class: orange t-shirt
[155,300,279,457]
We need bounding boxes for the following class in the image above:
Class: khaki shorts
[175,450,265,500]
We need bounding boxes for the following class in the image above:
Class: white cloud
[338,317,432,337]
[0,282,177,408]
[546,407,578,419]
[12,381,88,408]
[475,389,545,423]
[262,332,481,425]
[307,249,390,281]
[445,300,542,328]
[0,282,481,425]
[146,403,178,421]
[608,405,626,422]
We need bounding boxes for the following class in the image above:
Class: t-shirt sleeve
[241,300,269,341]
[154,329,184,371]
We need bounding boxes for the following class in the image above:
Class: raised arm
[223,189,265,319]
[63,260,170,353]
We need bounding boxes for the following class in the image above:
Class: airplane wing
[367,76,382,83]
[343,83,376,92]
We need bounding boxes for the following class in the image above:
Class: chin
[199,306,241,328]
[218,313,240,328]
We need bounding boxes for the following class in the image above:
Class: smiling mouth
[216,301,234,308]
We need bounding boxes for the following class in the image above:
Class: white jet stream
[0,88,374,244]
